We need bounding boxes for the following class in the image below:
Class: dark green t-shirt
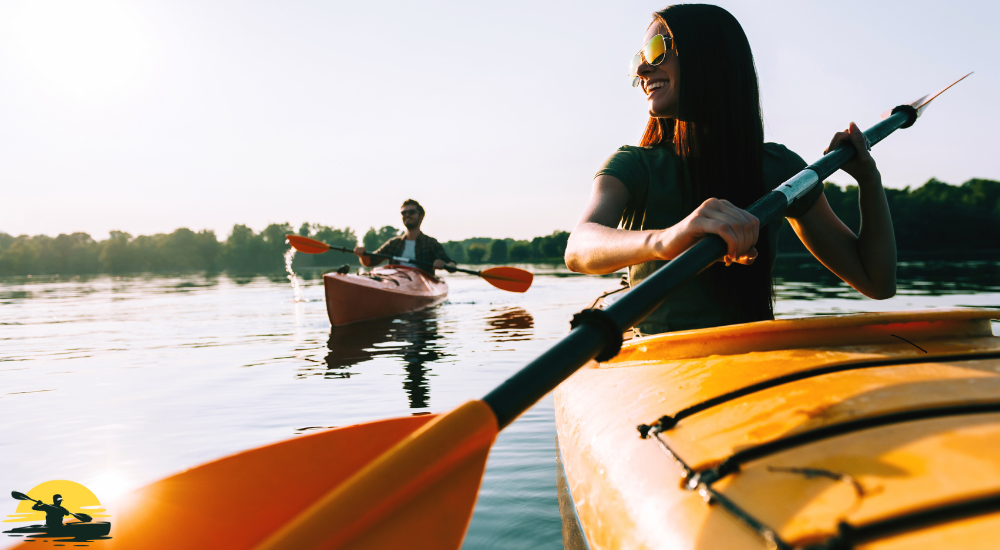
[596,142,822,334]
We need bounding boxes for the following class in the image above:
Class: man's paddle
[11,491,93,523]
[47,78,967,550]
[285,234,534,293]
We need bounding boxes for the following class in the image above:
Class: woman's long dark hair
[639,4,774,322]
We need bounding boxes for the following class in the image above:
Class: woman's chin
[647,98,678,118]
[648,107,677,119]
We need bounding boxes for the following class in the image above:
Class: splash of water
[284,248,305,303]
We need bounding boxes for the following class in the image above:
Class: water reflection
[321,309,451,409]
[484,307,534,342]
[774,256,1000,295]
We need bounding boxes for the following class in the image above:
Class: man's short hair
[53,494,62,501]
[401,199,424,217]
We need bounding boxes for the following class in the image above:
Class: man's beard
[403,219,420,230]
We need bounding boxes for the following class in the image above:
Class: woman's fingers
[848,122,873,162]
[714,199,758,257]
[693,198,759,259]
[826,122,873,161]
[825,130,850,155]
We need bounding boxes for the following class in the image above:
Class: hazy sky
[1,1,997,242]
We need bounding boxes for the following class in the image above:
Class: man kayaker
[32,494,70,528]
[353,200,457,273]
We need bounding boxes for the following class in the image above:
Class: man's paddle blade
[71,512,93,523]
[255,400,498,550]
[285,235,331,255]
[15,415,438,550]
[480,267,533,293]
[11,491,32,501]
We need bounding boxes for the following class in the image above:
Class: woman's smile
[638,22,679,117]
[645,79,669,97]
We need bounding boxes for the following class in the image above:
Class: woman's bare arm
[565,175,761,274]
[788,123,896,299]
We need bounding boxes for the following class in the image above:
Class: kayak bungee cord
[641,349,1000,432]
[639,401,1000,550]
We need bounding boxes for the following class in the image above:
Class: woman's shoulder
[605,144,673,160]
[763,142,807,167]
[596,144,675,192]
[763,142,808,184]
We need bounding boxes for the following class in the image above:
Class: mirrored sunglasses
[629,33,673,87]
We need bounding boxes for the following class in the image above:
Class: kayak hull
[4,521,111,540]
[323,265,448,326]
[554,309,1000,549]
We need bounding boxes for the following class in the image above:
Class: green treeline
[1,178,996,276]
[777,178,1000,254]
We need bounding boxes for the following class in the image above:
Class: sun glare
[84,472,132,501]
[12,0,150,96]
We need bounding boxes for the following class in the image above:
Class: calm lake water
[1,258,998,548]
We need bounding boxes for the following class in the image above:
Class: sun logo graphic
[3,480,111,544]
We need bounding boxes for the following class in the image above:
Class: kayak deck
[554,309,1000,549]
[323,265,448,326]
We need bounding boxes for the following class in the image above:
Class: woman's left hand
[826,122,880,183]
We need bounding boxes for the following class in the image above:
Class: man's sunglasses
[401,209,419,216]
[629,33,673,88]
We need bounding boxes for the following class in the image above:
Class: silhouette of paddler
[32,494,70,528]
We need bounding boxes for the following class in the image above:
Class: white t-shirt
[401,239,417,266]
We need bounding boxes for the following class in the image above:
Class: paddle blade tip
[285,234,330,254]
[481,267,533,293]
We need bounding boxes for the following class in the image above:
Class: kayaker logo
[3,480,111,542]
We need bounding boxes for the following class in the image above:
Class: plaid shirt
[372,233,453,268]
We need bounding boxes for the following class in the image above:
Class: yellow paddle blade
[286,234,331,255]
[480,267,533,293]
[16,416,437,549]
[255,400,498,550]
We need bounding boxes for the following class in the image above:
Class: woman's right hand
[656,198,760,266]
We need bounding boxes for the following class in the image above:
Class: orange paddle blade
[255,400,498,550]
[15,416,438,550]
[480,267,533,293]
[286,235,331,255]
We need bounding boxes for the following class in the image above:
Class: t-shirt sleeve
[772,144,824,219]
[595,146,646,196]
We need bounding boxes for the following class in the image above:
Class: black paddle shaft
[483,109,914,429]
[323,244,480,276]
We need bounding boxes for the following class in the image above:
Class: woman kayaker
[564,4,897,335]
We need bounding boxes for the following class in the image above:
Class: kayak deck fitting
[323,264,448,326]
[554,308,1000,549]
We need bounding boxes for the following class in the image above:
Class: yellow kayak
[554,308,1000,550]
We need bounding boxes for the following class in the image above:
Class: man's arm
[430,239,456,271]
[354,238,397,267]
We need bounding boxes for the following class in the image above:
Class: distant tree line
[0,178,996,276]
[777,178,1000,255]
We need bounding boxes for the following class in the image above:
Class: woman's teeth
[647,81,667,91]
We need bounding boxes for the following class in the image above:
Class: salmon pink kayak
[323,265,448,326]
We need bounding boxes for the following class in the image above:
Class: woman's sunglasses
[629,33,673,88]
